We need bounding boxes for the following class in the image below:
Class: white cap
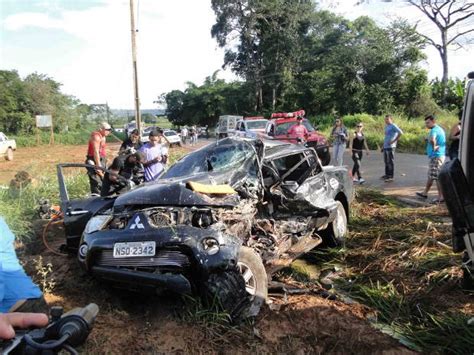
[100,122,112,130]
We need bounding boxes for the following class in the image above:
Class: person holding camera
[331,117,348,166]
[139,129,167,182]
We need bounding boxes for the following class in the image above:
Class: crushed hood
[114,182,238,208]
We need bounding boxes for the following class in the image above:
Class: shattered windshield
[162,140,256,179]
[246,120,267,130]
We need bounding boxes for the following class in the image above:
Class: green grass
[11,130,92,147]
[0,172,89,240]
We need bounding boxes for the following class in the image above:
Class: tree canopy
[164,5,436,125]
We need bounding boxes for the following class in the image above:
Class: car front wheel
[237,246,268,317]
[202,246,268,320]
[320,200,347,248]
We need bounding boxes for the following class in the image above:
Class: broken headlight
[201,237,220,255]
[109,216,129,229]
[84,215,112,234]
[192,211,213,228]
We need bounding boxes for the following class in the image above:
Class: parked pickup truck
[0,132,17,161]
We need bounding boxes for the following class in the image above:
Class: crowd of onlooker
[327,112,462,204]
[85,123,169,197]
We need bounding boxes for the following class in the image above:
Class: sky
[1,0,473,109]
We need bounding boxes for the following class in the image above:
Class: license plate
[113,241,156,258]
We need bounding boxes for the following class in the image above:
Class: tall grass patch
[0,172,89,240]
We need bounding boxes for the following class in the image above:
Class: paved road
[334,149,441,203]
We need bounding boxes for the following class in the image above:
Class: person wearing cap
[287,116,309,144]
[139,129,166,182]
[85,122,112,195]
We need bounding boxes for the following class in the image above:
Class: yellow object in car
[187,181,236,195]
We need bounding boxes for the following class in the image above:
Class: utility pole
[129,0,141,134]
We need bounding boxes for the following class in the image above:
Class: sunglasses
[356,125,363,127]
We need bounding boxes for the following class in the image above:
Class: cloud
[2,0,234,108]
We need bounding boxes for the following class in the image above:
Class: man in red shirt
[287,116,309,144]
[86,122,112,195]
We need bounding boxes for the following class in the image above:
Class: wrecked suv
[58,138,353,317]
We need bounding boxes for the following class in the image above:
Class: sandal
[416,192,428,199]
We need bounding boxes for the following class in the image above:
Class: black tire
[202,247,268,320]
[320,200,348,248]
[6,147,13,161]
[202,268,249,320]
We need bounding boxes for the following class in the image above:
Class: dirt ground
[21,230,413,354]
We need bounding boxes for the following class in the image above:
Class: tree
[405,1,473,100]
[211,0,314,112]
[164,90,185,125]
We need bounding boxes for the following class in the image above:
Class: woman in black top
[349,123,370,184]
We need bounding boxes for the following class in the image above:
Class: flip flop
[416,192,428,199]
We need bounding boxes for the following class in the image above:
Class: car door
[57,164,116,252]
[439,73,474,257]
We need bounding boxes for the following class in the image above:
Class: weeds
[0,172,89,240]
[305,188,473,353]
[33,256,56,294]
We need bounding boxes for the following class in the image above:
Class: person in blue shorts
[416,115,447,204]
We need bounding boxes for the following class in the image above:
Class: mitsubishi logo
[130,216,145,229]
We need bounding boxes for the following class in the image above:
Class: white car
[163,129,181,147]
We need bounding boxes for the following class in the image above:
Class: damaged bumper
[79,216,241,293]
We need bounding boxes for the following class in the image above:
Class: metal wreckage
[57,137,353,319]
